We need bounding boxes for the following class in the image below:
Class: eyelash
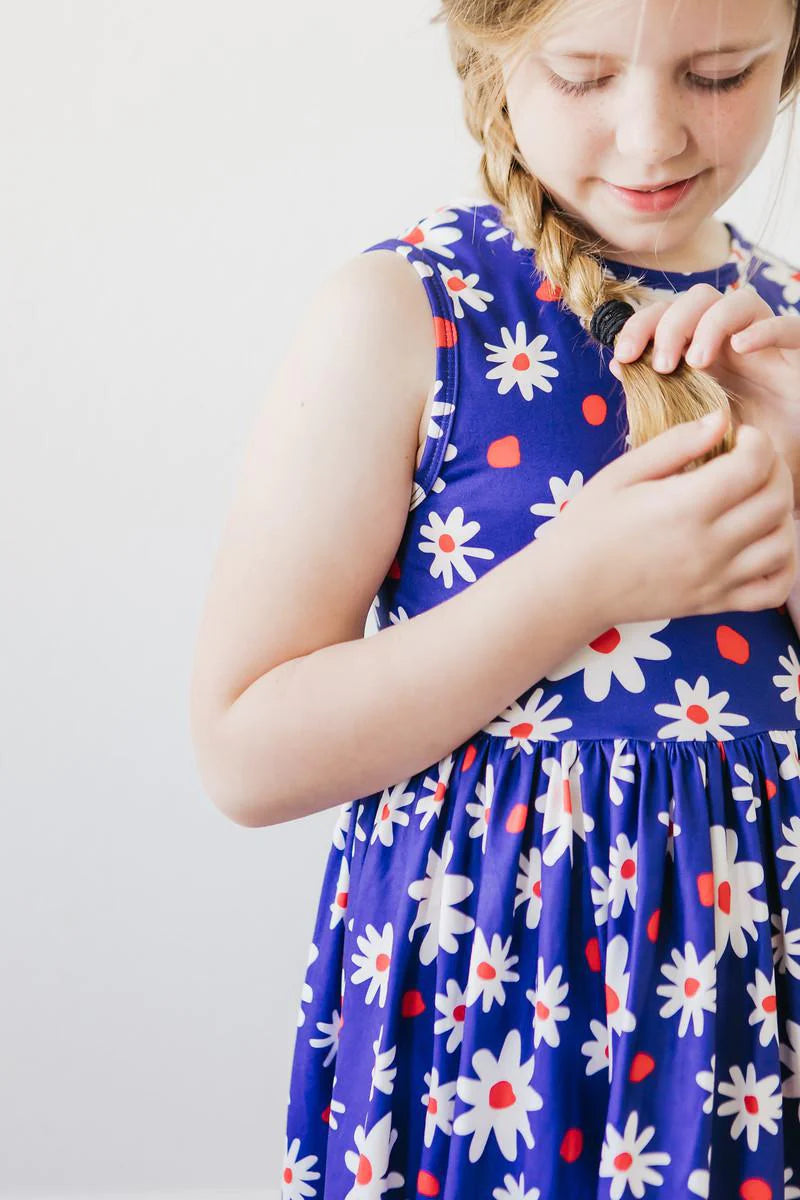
[546,63,755,97]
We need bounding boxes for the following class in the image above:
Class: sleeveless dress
[280,198,800,1200]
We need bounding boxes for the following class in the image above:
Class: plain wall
[2,1,799,1195]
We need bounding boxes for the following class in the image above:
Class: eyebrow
[543,40,774,60]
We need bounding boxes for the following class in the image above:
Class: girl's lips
[605,174,699,212]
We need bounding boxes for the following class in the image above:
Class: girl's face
[500,0,795,271]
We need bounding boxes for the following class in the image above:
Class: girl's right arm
[189,253,796,828]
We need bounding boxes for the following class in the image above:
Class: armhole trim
[360,238,459,505]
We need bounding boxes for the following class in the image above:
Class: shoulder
[731,228,800,310]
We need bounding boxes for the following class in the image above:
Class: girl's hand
[608,283,800,511]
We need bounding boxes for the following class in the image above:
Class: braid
[446,23,737,466]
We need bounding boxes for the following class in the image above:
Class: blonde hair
[431,0,800,467]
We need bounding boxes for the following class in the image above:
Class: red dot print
[283,1168,293,1183]
[718,880,732,915]
[404,227,424,246]
[356,1153,373,1185]
[744,1094,759,1114]
[686,703,709,724]
[536,278,562,301]
[684,977,700,997]
[418,1169,440,1196]
[433,315,457,349]
[629,1052,655,1082]
[462,744,477,771]
[532,879,542,898]
[489,1080,516,1108]
[401,990,426,1017]
[388,556,401,580]
[620,858,636,879]
[717,739,727,762]
[762,994,777,1012]
[614,1152,633,1171]
[647,909,660,942]
[717,624,750,664]
[605,983,620,1014]
[433,781,446,804]
[375,953,391,972]
[427,1096,438,1114]
[765,779,777,800]
[381,803,391,820]
[583,393,608,425]
[560,1127,584,1162]
[513,352,531,371]
[740,1180,772,1200]
[510,721,534,739]
[536,1000,550,1020]
[488,435,521,468]
[562,779,572,814]
[585,938,602,972]
[696,872,715,906]
[477,961,497,980]
[321,1104,331,1123]
[438,533,455,553]
[452,1003,466,1022]
[447,277,467,293]
[589,627,622,654]
[506,802,528,833]
[336,891,348,908]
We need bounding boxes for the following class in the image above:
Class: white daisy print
[656,795,682,860]
[780,1018,800,1100]
[368,1026,398,1099]
[656,941,716,1037]
[343,1110,404,1199]
[605,934,637,1074]
[786,1165,800,1200]
[483,687,573,751]
[466,762,496,854]
[281,1135,320,1200]
[525,958,570,1048]
[434,976,469,1054]
[327,1089,346,1131]
[329,855,350,929]
[687,1145,711,1198]
[436,261,494,317]
[772,905,800,979]
[465,927,521,1012]
[297,941,319,1027]
[547,620,671,702]
[421,1066,457,1146]
[534,741,596,867]
[731,762,761,823]
[705,824,769,961]
[654,676,749,740]
[492,1171,541,1200]
[514,846,544,930]
[481,214,525,251]
[746,967,779,1047]
[696,1053,716,1114]
[769,728,800,780]
[599,1109,671,1199]
[453,1028,543,1162]
[308,1005,342,1069]
[530,470,585,535]
[331,801,352,851]
[717,1061,782,1151]
[418,505,495,587]
[775,644,800,719]
[777,814,800,890]
[417,378,454,445]
[408,829,476,966]
[581,1017,611,1079]
[484,320,559,400]
[351,921,393,1007]
[370,781,414,847]
[415,753,455,831]
[399,207,463,259]
[591,832,639,925]
[609,739,636,807]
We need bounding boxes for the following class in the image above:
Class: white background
[2,1,799,1196]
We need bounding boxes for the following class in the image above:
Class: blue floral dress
[280,199,800,1200]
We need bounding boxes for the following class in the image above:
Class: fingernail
[615,338,635,359]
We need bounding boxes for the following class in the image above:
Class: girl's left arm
[786,518,800,635]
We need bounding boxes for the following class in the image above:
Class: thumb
[616,409,730,484]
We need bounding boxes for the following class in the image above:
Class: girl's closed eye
[546,63,756,97]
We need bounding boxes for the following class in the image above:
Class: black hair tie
[589,299,636,349]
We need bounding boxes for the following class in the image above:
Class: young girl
[189,0,800,1195]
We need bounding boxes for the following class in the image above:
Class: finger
[646,283,729,373]
[683,286,775,367]
[725,514,795,589]
[663,422,778,522]
[609,297,673,363]
[712,457,794,558]
[730,311,800,353]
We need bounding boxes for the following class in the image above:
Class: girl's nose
[614,74,689,164]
